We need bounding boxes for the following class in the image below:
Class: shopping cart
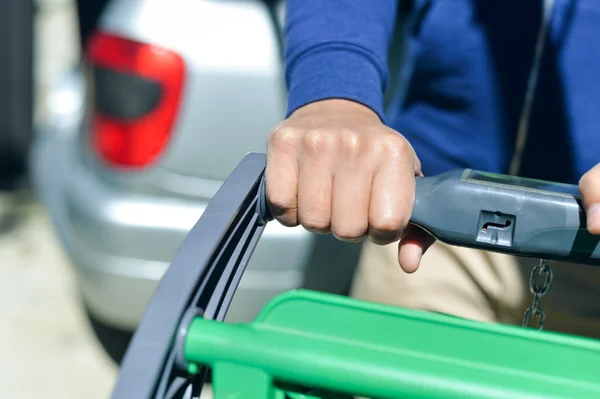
[110,152,600,399]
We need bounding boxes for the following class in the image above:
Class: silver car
[31,0,363,361]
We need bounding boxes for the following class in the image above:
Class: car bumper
[31,71,359,332]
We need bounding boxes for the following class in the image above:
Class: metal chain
[522,259,553,330]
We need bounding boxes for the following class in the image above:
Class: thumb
[397,224,436,273]
[579,163,600,235]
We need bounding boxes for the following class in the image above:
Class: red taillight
[85,31,185,168]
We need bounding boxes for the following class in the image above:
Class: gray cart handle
[112,153,272,399]
[111,152,600,399]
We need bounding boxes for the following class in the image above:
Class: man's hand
[265,99,435,273]
[580,163,600,234]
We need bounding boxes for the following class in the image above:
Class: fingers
[579,163,600,234]
[297,130,334,234]
[368,139,417,245]
[266,126,299,227]
[330,136,371,242]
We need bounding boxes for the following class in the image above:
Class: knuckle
[379,134,410,158]
[267,195,295,216]
[272,209,298,228]
[267,196,298,227]
[269,126,298,152]
[370,215,407,237]
[579,169,596,190]
[414,156,423,175]
[579,168,600,205]
[277,216,300,228]
[332,223,368,241]
[340,132,363,156]
[301,217,331,233]
[389,138,410,157]
[302,129,333,154]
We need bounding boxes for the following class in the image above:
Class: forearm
[284,0,399,121]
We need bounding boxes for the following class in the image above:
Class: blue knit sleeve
[284,0,399,121]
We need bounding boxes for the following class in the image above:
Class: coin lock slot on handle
[476,211,516,247]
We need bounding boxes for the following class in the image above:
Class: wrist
[290,99,381,122]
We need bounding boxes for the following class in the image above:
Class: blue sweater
[284,0,600,184]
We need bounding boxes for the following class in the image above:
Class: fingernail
[587,203,600,231]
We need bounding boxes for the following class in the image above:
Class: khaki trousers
[350,240,600,340]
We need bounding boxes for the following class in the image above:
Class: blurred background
[1,0,120,397]
[1,0,118,398]
[0,0,407,397]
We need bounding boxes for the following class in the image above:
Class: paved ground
[0,193,118,398]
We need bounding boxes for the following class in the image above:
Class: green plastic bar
[184,290,600,399]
